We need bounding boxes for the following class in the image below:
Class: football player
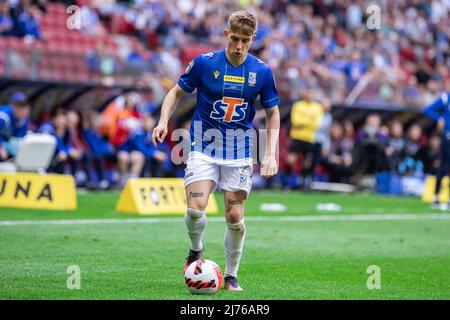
[152,11,280,291]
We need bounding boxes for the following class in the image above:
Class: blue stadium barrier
[376,172,403,195]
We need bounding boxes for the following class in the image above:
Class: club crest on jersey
[248,72,257,86]
[210,97,248,122]
[214,71,220,79]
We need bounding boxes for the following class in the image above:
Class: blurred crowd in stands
[0,89,445,191]
[0,0,44,40]
[83,0,450,108]
[0,90,175,189]
[1,0,450,190]
[278,91,443,191]
[1,0,450,108]
[80,0,450,109]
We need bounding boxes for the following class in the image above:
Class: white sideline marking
[0,213,450,226]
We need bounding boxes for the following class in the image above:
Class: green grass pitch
[0,191,449,299]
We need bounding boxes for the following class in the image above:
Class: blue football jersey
[177,49,279,160]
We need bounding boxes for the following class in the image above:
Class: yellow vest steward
[289,100,324,143]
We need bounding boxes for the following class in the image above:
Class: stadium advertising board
[116,178,219,214]
[422,176,449,203]
[0,173,77,210]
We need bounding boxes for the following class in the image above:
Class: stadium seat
[28,41,45,51]
[47,4,67,20]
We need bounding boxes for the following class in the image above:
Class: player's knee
[226,208,243,224]
[186,207,206,219]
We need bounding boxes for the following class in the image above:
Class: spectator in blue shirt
[18,5,41,39]
[0,91,30,161]
[343,51,367,86]
[131,113,171,178]
[84,110,116,159]
[125,42,150,76]
[353,113,388,175]
[38,107,82,174]
[0,1,13,36]
[116,116,145,187]
[83,110,116,189]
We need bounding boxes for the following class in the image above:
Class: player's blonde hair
[228,11,258,36]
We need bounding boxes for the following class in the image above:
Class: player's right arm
[152,84,187,147]
[153,56,203,147]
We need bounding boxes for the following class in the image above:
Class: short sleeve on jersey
[178,56,202,94]
[259,67,280,109]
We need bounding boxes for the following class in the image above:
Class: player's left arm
[260,106,280,179]
[259,67,280,179]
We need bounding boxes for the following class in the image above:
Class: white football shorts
[184,151,253,197]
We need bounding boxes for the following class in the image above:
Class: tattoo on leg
[228,199,242,205]
[189,192,204,198]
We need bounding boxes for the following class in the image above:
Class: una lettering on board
[0,179,53,202]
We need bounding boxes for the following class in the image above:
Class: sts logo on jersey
[210,97,248,122]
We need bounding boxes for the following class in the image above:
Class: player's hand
[260,156,278,179]
[152,123,168,147]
